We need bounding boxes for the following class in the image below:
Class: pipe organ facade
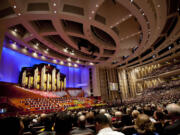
[20,63,66,91]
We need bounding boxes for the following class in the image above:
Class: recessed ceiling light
[129,14,132,17]
[89,62,94,65]
[18,13,21,16]
[67,58,71,62]
[33,52,37,57]
[76,60,80,63]
[13,5,16,8]
[110,26,113,28]
[53,59,57,63]
[68,63,72,66]
[22,48,27,53]
[92,11,95,14]
[11,42,17,49]
[89,17,92,20]
[70,51,75,55]
[157,5,160,8]
[41,55,46,60]
[53,3,56,6]
[60,61,64,65]
[54,11,57,13]
[96,4,99,7]
[63,48,68,53]
[46,48,49,51]
[74,64,78,67]
[142,13,145,16]
[130,0,133,3]
[14,28,17,32]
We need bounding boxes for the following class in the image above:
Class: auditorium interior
[0,0,180,135]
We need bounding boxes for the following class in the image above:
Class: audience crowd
[1,93,180,135]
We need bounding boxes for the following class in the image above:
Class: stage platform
[0,82,105,116]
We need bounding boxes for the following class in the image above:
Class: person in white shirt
[95,114,125,135]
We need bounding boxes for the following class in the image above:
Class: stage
[0,82,105,116]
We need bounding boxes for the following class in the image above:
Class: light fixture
[44,48,49,54]
[67,58,71,62]
[54,11,57,13]
[142,13,145,16]
[96,4,99,8]
[11,42,17,49]
[18,13,21,16]
[68,63,72,66]
[168,46,171,50]
[74,64,78,67]
[14,28,17,32]
[53,59,57,63]
[22,47,27,53]
[60,61,64,65]
[33,52,37,57]
[157,5,160,8]
[53,3,56,6]
[89,62,94,65]
[13,5,16,9]
[76,60,80,63]
[63,48,68,53]
[92,11,95,14]
[129,14,132,17]
[70,51,75,55]
[89,17,92,20]
[130,0,133,3]
[41,55,46,60]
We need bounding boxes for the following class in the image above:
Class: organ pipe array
[19,63,66,91]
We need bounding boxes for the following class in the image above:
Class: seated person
[95,114,124,135]
[55,112,72,135]
[163,103,180,135]
[0,117,24,135]
[133,114,159,135]
[71,115,94,135]
[38,114,55,135]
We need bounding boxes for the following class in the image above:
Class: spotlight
[11,42,17,49]
[60,61,64,65]
[68,63,72,66]
[74,64,78,67]
[76,60,80,63]
[41,55,46,60]
[63,48,68,53]
[67,58,71,62]
[14,29,17,32]
[33,52,37,57]
[89,62,94,65]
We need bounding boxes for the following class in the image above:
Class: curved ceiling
[0,0,180,68]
